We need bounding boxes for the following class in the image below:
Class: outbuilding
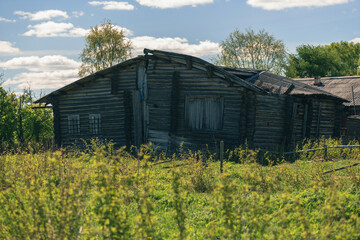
[36,49,346,150]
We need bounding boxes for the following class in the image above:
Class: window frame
[185,95,224,131]
[68,114,80,135]
[89,114,101,134]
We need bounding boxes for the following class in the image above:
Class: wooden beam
[316,104,322,138]
[224,76,233,86]
[75,82,85,87]
[323,162,360,174]
[206,65,213,78]
[186,57,192,70]
[95,73,105,78]
[57,90,67,95]
[289,102,297,146]
[284,84,295,95]
[31,106,52,109]
[302,104,308,138]
[124,90,133,148]
[170,71,180,136]
[111,77,118,94]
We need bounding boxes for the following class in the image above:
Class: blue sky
[0,0,359,97]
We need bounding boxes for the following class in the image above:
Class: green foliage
[0,88,53,151]
[214,28,287,74]
[171,169,187,240]
[0,87,17,147]
[0,87,53,151]
[286,41,360,78]
[1,140,360,239]
[78,20,133,77]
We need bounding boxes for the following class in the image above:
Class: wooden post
[220,140,224,173]
[302,104,308,138]
[352,86,356,115]
[323,145,327,160]
[316,104,322,138]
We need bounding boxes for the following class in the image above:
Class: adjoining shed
[294,76,360,115]
[36,49,346,151]
[295,76,360,137]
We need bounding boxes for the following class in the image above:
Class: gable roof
[294,76,360,106]
[35,48,346,104]
[35,56,145,103]
[143,49,262,92]
[220,67,346,101]
[35,49,263,103]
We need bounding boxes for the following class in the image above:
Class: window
[185,96,224,130]
[89,114,101,134]
[68,115,80,135]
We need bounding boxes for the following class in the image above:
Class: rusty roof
[294,76,360,106]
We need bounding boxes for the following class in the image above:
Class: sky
[0,0,359,97]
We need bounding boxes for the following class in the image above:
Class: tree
[285,45,340,78]
[0,80,53,151]
[214,28,287,74]
[285,41,360,78]
[78,20,133,77]
[0,85,17,148]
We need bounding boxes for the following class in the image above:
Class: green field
[1,139,360,239]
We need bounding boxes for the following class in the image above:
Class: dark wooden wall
[253,94,288,150]
[53,56,344,151]
[56,64,137,147]
[145,58,248,150]
[288,97,343,147]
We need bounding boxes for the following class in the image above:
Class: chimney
[313,76,322,86]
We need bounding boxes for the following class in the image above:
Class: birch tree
[78,20,133,77]
[214,28,287,74]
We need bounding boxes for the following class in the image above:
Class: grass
[0,139,359,239]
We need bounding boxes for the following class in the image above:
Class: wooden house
[35,49,346,150]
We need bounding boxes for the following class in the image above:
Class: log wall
[146,58,248,150]
[56,64,137,147]
[53,55,344,151]
[253,94,288,150]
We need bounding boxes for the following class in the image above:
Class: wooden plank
[132,90,143,147]
[289,102,297,145]
[302,104,308,138]
[316,104,322,138]
[170,71,180,135]
[124,90,133,148]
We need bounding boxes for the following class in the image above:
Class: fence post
[323,145,327,160]
[220,140,224,173]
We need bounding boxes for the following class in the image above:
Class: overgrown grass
[0,139,359,239]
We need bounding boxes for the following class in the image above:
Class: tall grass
[0,138,359,239]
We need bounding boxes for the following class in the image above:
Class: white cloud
[136,0,213,9]
[22,21,132,38]
[1,55,80,90]
[88,1,135,10]
[246,0,349,10]
[131,36,220,57]
[3,70,78,90]
[350,38,360,44]
[0,17,16,22]
[0,55,80,71]
[23,21,88,37]
[0,41,20,55]
[72,11,84,18]
[14,10,69,21]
